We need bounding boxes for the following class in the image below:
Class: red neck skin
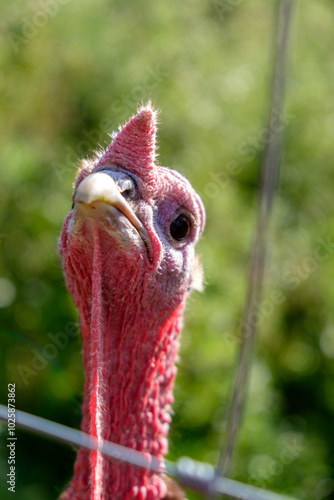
[60,220,186,500]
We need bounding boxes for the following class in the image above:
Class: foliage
[1,0,334,498]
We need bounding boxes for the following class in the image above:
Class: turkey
[58,104,205,499]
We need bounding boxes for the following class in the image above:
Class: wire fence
[0,404,299,500]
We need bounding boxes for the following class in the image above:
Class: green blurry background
[1,0,334,498]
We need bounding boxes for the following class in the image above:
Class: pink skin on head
[59,105,205,500]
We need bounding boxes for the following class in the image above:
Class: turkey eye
[170,214,191,241]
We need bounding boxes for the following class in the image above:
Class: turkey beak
[73,172,143,234]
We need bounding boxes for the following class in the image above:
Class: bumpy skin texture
[59,105,205,499]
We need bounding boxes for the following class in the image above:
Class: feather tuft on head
[96,103,158,187]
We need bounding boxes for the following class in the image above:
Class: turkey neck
[66,229,185,500]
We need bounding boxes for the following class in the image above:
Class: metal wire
[0,404,299,500]
[0,404,162,473]
[216,0,296,480]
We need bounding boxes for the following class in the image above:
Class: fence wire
[0,404,299,500]
[216,0,296,481]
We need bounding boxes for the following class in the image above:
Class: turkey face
[60,105,205,316]
[67,161,205,310]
